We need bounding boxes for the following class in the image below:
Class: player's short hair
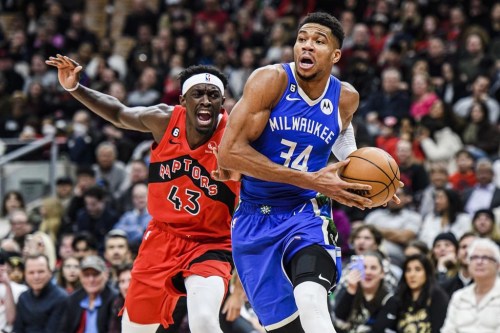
[298,12,345,48]
[178,65,228,91]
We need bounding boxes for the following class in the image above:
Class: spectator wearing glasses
[441,238,500,332]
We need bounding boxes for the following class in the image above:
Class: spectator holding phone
[332,251,393,333]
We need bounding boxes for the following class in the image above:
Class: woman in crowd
[38,196,64,243]
[332,251,393,333]
[430,232,459,283]
[0,191,25,238]
[471,209,500,245]
[419,188,471,248]
[461,101,500,158]
[56,256,81,294]
[374,254,449,333]
[22,230,57,271]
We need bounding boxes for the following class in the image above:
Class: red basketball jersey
[148,106,239,240]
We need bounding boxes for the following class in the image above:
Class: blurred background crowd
[0,0,500,332]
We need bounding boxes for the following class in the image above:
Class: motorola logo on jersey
[321,99,333,115]
[172,127,180,137]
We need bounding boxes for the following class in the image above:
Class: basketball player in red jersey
[46,54,241,333]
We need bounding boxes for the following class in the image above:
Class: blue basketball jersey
[240,62,342,206]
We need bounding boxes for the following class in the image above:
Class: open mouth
[197,111,213,125]
[299,55,314,69]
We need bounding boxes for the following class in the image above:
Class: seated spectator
[359,67,410,121]
[109,263,132,333]
[66,110,102,166]
[453,75,499,125]
[6,254,24,285]
[22,231,57,272]
[0,255,27,333]
[92,142,127,199]
[471,209,500,245]
[417,99,463,171]
[419,162,450,217]
[410,72,439,121]
[373,254,449,333]
[448,149,476,194]
[64,166,97,229]
[396,139,429,200]
[55,177,74,212]
[441,232,477,297]
[460,100,500,157]
[0,191,25,239]
[365,187,422,267]
[332,251,393,333]
[430,232,459,283]
[441,238,500,332]
[5,210,33,251]
[75,186,119,252]
[463,158,500,216]
[113,182,151,250]
[14,254,67,332]
[38,196,64,243]
[103,230,132,284]
[341,225,401,292]
[419,188,471,248]
[56,256,81,295]
[58,255,118,333]
[56,233,74,269]
[71,231,98,261]
[116,160,149,214]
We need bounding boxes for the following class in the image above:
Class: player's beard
[296,70,319,82]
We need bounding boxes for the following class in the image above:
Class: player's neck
[295,74,330,101]
[186,127,212,150]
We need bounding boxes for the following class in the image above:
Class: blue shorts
[231,198,340,330]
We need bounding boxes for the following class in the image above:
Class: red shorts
[123,220,233,328]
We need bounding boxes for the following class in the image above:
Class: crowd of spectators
[0,0,500,332]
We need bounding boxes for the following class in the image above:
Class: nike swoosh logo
[286,94,301,101]
[318,274,330,283]
[169,139,181,145]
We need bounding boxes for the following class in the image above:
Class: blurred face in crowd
[118,269,132,298]
[56,183,73,200]
[130,162,148,183]
[465,34,483,55]
[104,237,131,267]
[456,152,474,173]
[25,256,52,295]
[382,69,400,94]
[84,196,105,218]
[432,240,456,259]
[58,235,74,260]
[4,193,23,215]
[62,257,81,284]
[360,255,384,291]
[473,213,495,236]
[405,259,427,293]
[73,240,95,260]
[457,235,476,267]
[434,189,449,214]
[429,166,448,188]
[96,145,116,171]
[468,246,499,280]
[396,140,412,165]
[475,163,493,186]
[81,268,108,297]
[132,183,148,211]
[9,211,31,238]
[353,228,377,254]
[411,73,429,96]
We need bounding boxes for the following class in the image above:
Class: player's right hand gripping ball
[340,147,400,208]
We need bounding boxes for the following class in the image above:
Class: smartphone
[350,255,365,279]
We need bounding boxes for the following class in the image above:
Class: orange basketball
[339,147,400,208]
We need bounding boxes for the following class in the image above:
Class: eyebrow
[298,30,329,39]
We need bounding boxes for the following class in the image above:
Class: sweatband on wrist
[64,83,80,92]
[332,123,357,160]
[181,73,224,96]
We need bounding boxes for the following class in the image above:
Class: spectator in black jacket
[58,255,118,333]
[14,254,67,332]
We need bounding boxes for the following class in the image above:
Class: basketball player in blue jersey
[216,12,402,333]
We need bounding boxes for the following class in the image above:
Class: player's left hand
[221,292,245,322]
[211,146,242,181]
[384,181,404,206]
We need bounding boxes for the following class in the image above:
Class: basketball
[339,147,400,208]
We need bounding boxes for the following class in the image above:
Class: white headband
[182,73,224,96]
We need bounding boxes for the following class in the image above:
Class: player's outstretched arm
[218,66,372,209]
[45,54,169,142]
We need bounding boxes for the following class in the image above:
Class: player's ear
[179,94,186,106]
[331,49,341,64]
[221,96,226,106]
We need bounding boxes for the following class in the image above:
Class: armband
[332,123,357,160]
